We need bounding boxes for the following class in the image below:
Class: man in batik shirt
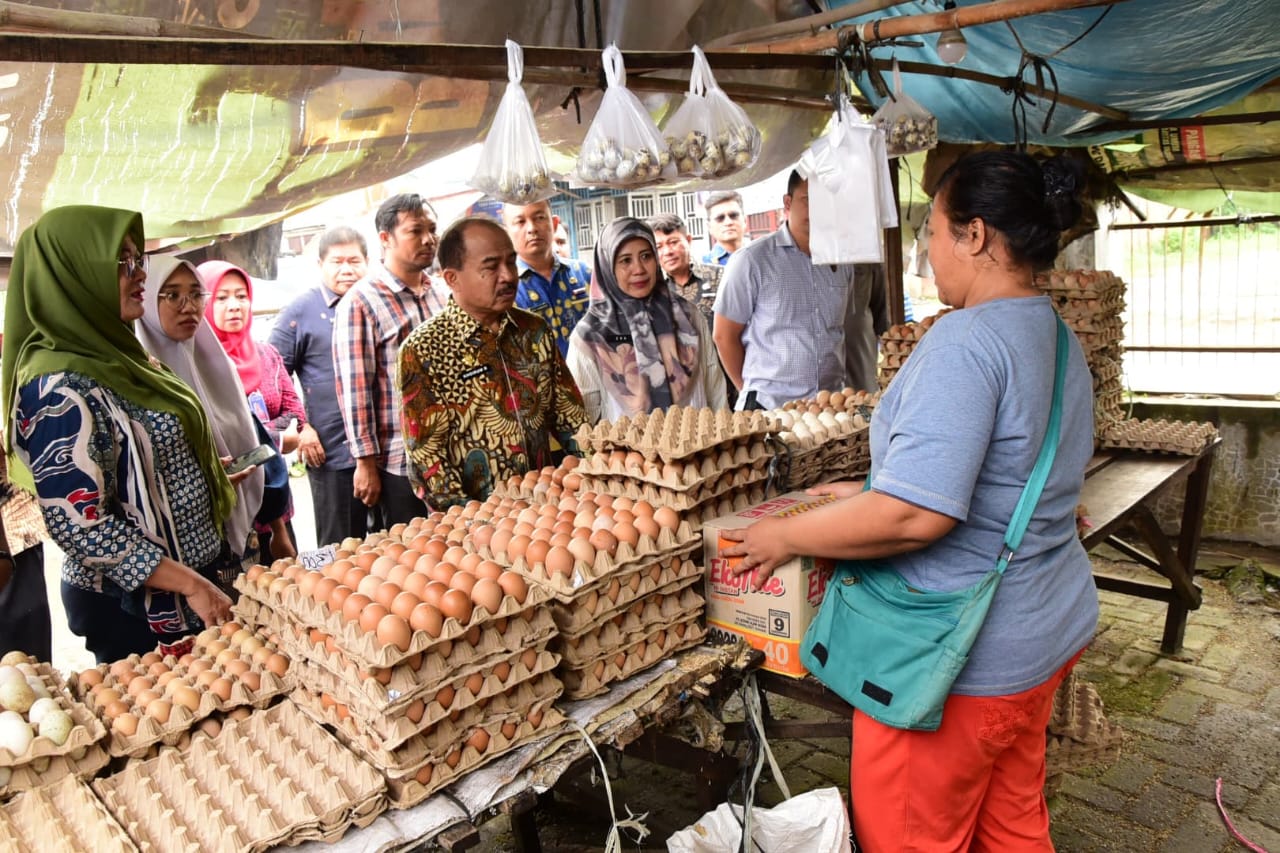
[502,200,591,357]
[400,217,587,508]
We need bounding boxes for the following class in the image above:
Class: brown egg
[496,571,529,603]
[467,728,490,754]
[358,603,390,634]
[440,589,473,624]
[354,551,378,571]
[589,528,619,557]
[388,563,413,589]
[240,670,262,692]
[567,535,596,566]
[327,583,354,613]
[127,676,155,698]
[134,689,161,709]
[415,764,434,785]
[171,685,201,712]
[263,654,289,679]
[198,717,222,738]
[311,576,339,606]
[384,541,407,561]
[527,708,544,728]
[109,659,138,682]
[400,570,431,599]
[631,500,655,518]
[224,659,251,678]
[326,558,353,582]
[653,506,680,531]
[464,625,483,647]
[79,668,105,690]
[398,549,423,571]
[524,539,551,566]
[471,578,504,615]
[445,748,463,768]
[405,698,426,724]
[409,602,444,637]
[422,539,449,560]
[369,555,397,579]
[421,581,449,609]
[427,562,457,587]
[442,545,468,567]
[245,564,265,585]
[492,661,511,682]
[389,590,420,621]
[521,648,538,670]
[342,567,368,591]
[435,684,456,709]
[297,570,320,600]
[373,581,402,610]
[474,560,504,581]
[464,672,484,695]
[489,528,513,556]
[634,515,661,540]
[357,573,383,600]
[506,534,532,561]
[145,698,173,723]
[195,669,219,689]
[215,648,239,668]
[543,546,575,578]
[209,677,234,701]
[340,592,372,624]
[450,570,478,595]
[501,721,518,739]
[112,712,139,735]
[188,658,213,676]
[470,524,495,550]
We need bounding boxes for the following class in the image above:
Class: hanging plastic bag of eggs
[572,44,676,188]
[661,46,762,179]
[469,40,560,204]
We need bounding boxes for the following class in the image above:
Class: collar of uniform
[320,284,344,308]
[449,298,516,338]
[774,223,798,250]
[516,254,564,280]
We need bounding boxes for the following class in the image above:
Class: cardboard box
[702,492,836,677]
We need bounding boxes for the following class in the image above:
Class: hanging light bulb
[937,0,968,65]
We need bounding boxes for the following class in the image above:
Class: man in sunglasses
[702,191,748,266]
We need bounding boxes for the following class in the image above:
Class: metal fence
[1101,213,1280,398]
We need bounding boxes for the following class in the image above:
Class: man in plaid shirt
[333,193,449,529]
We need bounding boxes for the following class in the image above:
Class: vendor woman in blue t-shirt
[721,151,1099,851]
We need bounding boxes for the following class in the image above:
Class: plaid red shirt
[333,267,449,477]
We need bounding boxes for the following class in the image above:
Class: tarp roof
[3,0,1280,253]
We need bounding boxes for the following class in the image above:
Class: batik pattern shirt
[667,262,723,330]
[400,301,587,508]
[14,372,222,633]
[333,268,450,477]
[514,256,591,357]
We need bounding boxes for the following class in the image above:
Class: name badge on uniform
[606,333,633,345]
[460,365,491,381]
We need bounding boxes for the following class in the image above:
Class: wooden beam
[1116,153,1280,179]
[0,0,254,38]
[1078,110,1280,135]
[725,0,1130,55]
[707,0,911,48]
[511,67,841,112]
[1108,213,1280,231]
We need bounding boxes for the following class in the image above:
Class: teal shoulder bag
[799,316,1069,731]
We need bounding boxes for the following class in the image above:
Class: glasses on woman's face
[118,253,148,277]
[157,290,212,310]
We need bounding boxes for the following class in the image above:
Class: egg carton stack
[570,405,781,528]
[0,653,109,799]
[1035,269,1128,436]
[452,489,706,700]
[770,388,881,490]
[94,700,385,852]
[878,311,951,389]
[1098,417,1219,456]
[0,775,135,851]
[231,537,565,809]
[68,628,291,760]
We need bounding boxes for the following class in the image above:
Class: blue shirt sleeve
[713,250,756,326]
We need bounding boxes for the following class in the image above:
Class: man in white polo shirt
[713,170,888,409]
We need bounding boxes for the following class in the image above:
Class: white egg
[0,666,22,686]
[0,765,11,787]
[25,676,51,700]
[26,696,60,726]
[0,678,35,714]
[0,710,34,756]
[834,411,851,424]
[38,709,74,746]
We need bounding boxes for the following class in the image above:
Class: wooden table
[733,441,1221,737]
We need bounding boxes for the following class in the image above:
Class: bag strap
[996,313,1070,574]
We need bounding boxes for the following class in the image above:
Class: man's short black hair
[375,193,429,235]
[704,191,743,211]
[648,213,688,236]
[317,226,367,261]
[786,170,805,197]
[437,215,506,271]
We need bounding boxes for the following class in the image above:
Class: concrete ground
[36,478,1280,852]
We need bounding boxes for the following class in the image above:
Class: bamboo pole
[1077,110,1280,135]
[0,1,256,39]
[1115,154,1280,179]
[706,0,911,48]
[724,0,1130,55]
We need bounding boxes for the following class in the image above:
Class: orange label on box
[707,618,807,676]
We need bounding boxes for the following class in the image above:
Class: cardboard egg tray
[574,440,773,492]
[0,740,110,801]
[575,455,772,510]
[574,405,779,462]
[232,569,553,670]
[1049,293,1126,319]
[291,644,560,746]
[236,595,558,699]
[1061,313,1125,337]
[1035,269,1125,299]
[549,554,702,635]
[94,700,385,853]
[1099,417,1219,456]
[292,673,563,776]
[491,525,701,602]
[0,775,135,852]
[0,662,106,769]
[558,585,705,666]
[385,702,568,809]
[72,649,290,758]
[560,618,708,700]
[680,484,773,530]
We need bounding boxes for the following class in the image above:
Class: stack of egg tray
[1036,269,1128,435]
[0,659,109,798]
[769,389,880,490]
[0,775,134,852]
[877,311,951,389]
[1097,417,1218,456]
[93,700,385,852]
[573,405,778,461]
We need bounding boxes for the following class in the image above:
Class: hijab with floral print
[571,217,701,416]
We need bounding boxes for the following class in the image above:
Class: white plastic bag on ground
[470,40,556,204]
[666,786,852,853]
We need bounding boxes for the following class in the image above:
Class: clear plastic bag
[574,44,675,188]
[662,46,762,179]
[470,40,556,204]
[871,59,938,157]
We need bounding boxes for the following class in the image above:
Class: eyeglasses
[713,211,742,223]
[118,253,148,277]
[157,290,212,309]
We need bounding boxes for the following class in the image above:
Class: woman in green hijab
[2,206,237,662]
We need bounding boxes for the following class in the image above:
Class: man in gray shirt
[713,170,889,409]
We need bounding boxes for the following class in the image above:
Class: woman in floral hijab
[566,218,726,421]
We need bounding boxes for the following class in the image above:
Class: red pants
[851,650,1084,852]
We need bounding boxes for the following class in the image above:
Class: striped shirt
[333,267,449,477]
[714,225,864,409]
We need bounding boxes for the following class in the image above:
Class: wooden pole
[1116,153,1280,179]
[1076,110,1280,135]
[724,0,1130,55]
[886,162,906,326]
[707,0,911,48]
[0,1,254,38]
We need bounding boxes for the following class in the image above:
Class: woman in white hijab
[136,256,266,570]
